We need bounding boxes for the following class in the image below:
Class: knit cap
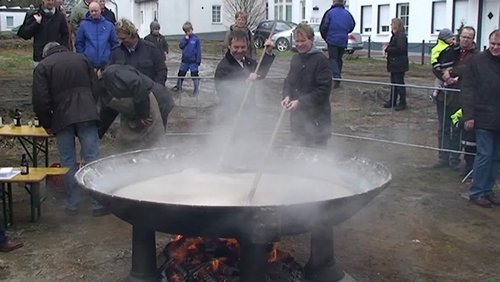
[150,21,160,31]
[438,28,454,41]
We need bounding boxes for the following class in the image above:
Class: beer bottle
[20,154,29,175]
[13,109,21,127]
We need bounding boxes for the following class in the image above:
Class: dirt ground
[0,42,499,282]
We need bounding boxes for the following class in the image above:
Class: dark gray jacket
[282,48,332,145]
[386,31,409,73]
[32,46,99,133]
[17,6,69,62]
[109,38,168,84]
[461,50,500,131]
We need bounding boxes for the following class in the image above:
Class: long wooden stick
[216,22,277,171]
[247,106,286,202]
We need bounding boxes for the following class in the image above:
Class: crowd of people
[1,0,499,252]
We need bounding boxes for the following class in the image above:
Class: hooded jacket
[32,45,99,133]
[75,14,119,68]
[282,47,332,145]
[17,5,69,62]
[320,4,355,48]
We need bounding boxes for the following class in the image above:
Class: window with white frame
[6,16,14,28]
[397,3,409,33]
[361,5,372,33]
[378,4,390,33]
[431,1,446,34]
[274,0,292,21]
[453,0,468,32]
[212,5,221,23]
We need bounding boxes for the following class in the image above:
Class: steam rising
[78,78,391,208]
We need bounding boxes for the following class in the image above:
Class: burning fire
[161,236,305,281]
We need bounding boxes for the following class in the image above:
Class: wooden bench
[0,167,69,229]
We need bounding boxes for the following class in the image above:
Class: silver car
[271,24,363,53]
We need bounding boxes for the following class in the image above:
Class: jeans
[327,45,345,79]
[55,121,101,210]
[469,129,500,199]
[390,72,407,106]
[436,100,460,165]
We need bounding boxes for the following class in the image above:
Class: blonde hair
[391,18,405,33]
[182,21,193,33]
[293,22,315,41]
[115,18,138,37]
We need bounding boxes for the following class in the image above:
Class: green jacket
[70,0,90,33]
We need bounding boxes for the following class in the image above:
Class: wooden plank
[0,167,68,183]
[0,125,52,138]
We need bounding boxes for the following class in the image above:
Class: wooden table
[1,167,69,229]
[0,125,52,167]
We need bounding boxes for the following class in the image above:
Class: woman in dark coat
[281,23,333,147]
[383,18,409,111]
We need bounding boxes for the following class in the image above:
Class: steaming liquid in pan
[112,169,355,206]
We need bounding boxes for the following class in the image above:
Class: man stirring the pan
[214,30,275,124]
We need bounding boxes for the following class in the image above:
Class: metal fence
[165,76,466,159]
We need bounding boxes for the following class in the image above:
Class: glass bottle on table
[13,109,21,127]
[20,154,29,175]
[33,116,41,127]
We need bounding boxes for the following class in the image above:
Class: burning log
[161,237,306,282]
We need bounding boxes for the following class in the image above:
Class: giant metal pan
[75,146,391,239]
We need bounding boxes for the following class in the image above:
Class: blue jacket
[75,15,118,68]
[179,34,201,65]
[320,5,355,48]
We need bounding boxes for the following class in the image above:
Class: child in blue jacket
[172,21,202,96]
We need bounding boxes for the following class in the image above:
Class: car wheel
[254,37,264,49]
[276,38,290,52]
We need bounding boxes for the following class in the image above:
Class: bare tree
[223,0,267,30]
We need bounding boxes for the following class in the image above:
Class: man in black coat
[110,18,167,85]
[97,65,172,149]
[32,42,106,216]
[98,0,116,24]
[460,29,500,208]
[97,64,174,138]
[214,30,274,123]
[17,0,69,65]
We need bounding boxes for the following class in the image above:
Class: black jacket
[461,50,500,131]
[109,38,168,85]
[282,49,332,145]
[97,65,175,138]
[144,33,169,61]
[386,31,409,73]
[17,5,69,62]
[214,50,274,96]
[101,7,116,24]
[32,46,99,133]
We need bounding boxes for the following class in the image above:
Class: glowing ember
[161,236,305,281]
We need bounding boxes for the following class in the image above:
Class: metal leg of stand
[461,169,473,183]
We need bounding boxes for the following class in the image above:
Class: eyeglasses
[460,36,474,40]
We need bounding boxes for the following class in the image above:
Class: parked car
[253,20,297,49]
[271,24,363,53]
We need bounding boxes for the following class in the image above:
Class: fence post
[368,36,371,59]
[421,39,425,65]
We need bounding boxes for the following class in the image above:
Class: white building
[348,0,499,50]
[111,0,231,37]
[0,6,31,32]
[266,0,499,50]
